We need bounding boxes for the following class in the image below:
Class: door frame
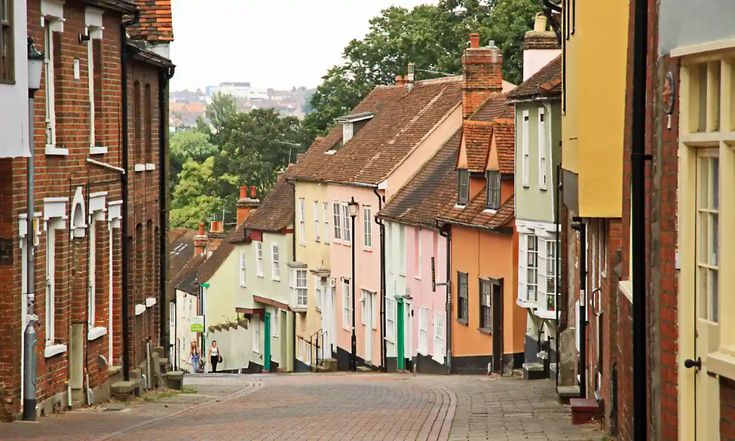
[396,298,405,370]
[488,278,503,374]
[264,311,271,372]
[364,291,373,364]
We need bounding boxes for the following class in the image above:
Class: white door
[364,292,373,364]
[405,300,412,364]
[329,281,337,357]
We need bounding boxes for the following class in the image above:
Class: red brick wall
[462,45,503,118]
[721,378,735,440]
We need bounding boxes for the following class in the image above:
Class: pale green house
[507,54,562,375]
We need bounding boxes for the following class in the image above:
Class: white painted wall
[0,0,30,157]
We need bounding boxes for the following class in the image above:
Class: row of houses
[0,0,174,421]
[173,1,735,439]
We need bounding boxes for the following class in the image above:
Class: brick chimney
[236,185,260,226]
[193,222,207,256]
[462,33,503,118]
[209,220,224,234]
[395,75,405,86]
[522,13,561,81]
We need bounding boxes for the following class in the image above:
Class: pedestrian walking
[189,341,202,373]
[209,340,223,373]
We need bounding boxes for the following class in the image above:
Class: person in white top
[208,340,222,372]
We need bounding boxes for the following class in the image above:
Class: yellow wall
[203,250,239,326]
[562,0,630,218]
[293,181,331,347]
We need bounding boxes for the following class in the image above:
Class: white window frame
[85,7,104,153]
[526,235,538,302]
[291,269,307,308]
[342,279,351,330]
[253,318,260,353]
[239,251,247,287]
[518,233,528,304]
[537,237,558,313]
[522,110,530,187]
[314,275,322,311]
[272,310,280,338]
[255,241,264,277]
[362,206,372,249]
[45,219,62,345]
[43,18,66,155]
[433,311,445,363]
[298,198,306,245]
[332,201,342,242]
[386,297,396,343]
[313,201,320,242]
[271,243,280,281]
[322,202,330,244]
[341,202,351,244]
[418,306,429,355]
[538,107,547,190]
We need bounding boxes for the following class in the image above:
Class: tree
[170,129,216,192]
[170,157,223,229]
[304,0,540,136]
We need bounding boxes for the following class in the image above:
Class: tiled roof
[240,170,294,234]
[492,120,515,174]
[174,254,205,295]
[469,94,514,121]
[170,228,196,280]
[378,129,461,229]
[507,55,562,101]
[463,122,494,172]
[290,77,462,186]
[438,187,515,232]
[128,0,174,43]
[197,232,237,283]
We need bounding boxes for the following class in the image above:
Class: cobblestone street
[2,373,604,441]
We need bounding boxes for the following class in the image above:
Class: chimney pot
[533,13,548,33]
[250,186,257,198]
[198,222,205,236]
[395,74,404,86]
[239,185,247,200]
[469,33,480,49]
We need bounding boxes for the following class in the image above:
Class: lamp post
[23,38,44,422]
[348,197,359,371]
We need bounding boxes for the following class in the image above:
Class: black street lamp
[348,197,359,371]
[23,37,44,422]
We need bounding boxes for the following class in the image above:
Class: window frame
[342,279,351,330]
[332,201,342,242]
[433,311,445,363]
[522,110,530,187]
[0,0,13,84]
[291,268,307,308]
[418,306,429,355]
[457,169,469,205]
[255,241,264,278]
[313,201,320,242]
[298,198,306,245]
[270,243,280,281]
[538,107,548,190]
[239,250,247,287]
[479,279,492,330]
[457,271,468,324]
[341,202,351,244]
[252,318,260,353]
[386,297,396,343]
[314,275,322,311]
[486,171,501,210]
[322,202,330,244]
[272,310,280,338]
[362,205,372,249]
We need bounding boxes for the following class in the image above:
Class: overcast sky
[170,0,436,92]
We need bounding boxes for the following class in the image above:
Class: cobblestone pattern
[2,373,603,441]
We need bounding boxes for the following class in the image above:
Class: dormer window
[458,169,469,205]
[335,111,374,145]
[486,171,501,210]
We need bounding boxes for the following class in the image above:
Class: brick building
[0,0,172,420]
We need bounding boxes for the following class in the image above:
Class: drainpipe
[120,12,140,382]
[439,224,452,374]
[631,0,649,438]
[571,220,586,398]
[158,64,175,361]
[373,188,386,371]
[554,163,562,386]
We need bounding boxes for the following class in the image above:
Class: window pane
[711,269,719,322]
[712,157,719,209]
[699,267,708,320]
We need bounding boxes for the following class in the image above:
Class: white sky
[170,0,436,92]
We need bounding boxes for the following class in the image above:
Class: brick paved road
[2,373,603,441]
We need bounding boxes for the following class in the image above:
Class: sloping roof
[492,120,515,174]
[197,232,237,283]
[438,188,515,232]
[174,254,205,295]
[128,0,174,42]
[239,171,295,234]
[170,228,196,279]
[290,77,462,186]
[463,122,494,172]
[469,94,514,122]
[507,55,562,101]
[378,129,461,228]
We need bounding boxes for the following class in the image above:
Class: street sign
[191,315,204,333]
[200,282,210,288]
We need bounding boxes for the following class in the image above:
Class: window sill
[46,145,69,156]
[618,279,633,303]
[707,347,735,380]
[44,343,67,358]
[362,247,372,253]
[271,277,281,282]
[478,327,492,335]
[134,304,146,316]
[482,208,498,214]
[145,163,156,171]
[256,274,264,279]
[517,298,536,309]
[291,305,308,313]
[87,326,107,341]
[90,146,108,155]
[145,297,157,307]
[456,318,468,326]
[134,164,146,172]
[535,309,557,320]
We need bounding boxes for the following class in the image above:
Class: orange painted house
[436,35,525,374]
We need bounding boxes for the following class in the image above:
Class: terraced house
[288,67,467,371]
[0,0,174,421]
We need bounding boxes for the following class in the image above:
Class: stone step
[319,358,338,372]
[356,366,373,373]
[163,371,184,390]
[522,362,546,380]
[570,397,602,425]
[111,380,141,401]
[557,385,581,404]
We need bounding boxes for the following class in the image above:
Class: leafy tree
[170,129,216,192]
[304,0,541,136]
[170,157,223,229]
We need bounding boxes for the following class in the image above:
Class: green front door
[264,312,271,372]
[396,299,405,371]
